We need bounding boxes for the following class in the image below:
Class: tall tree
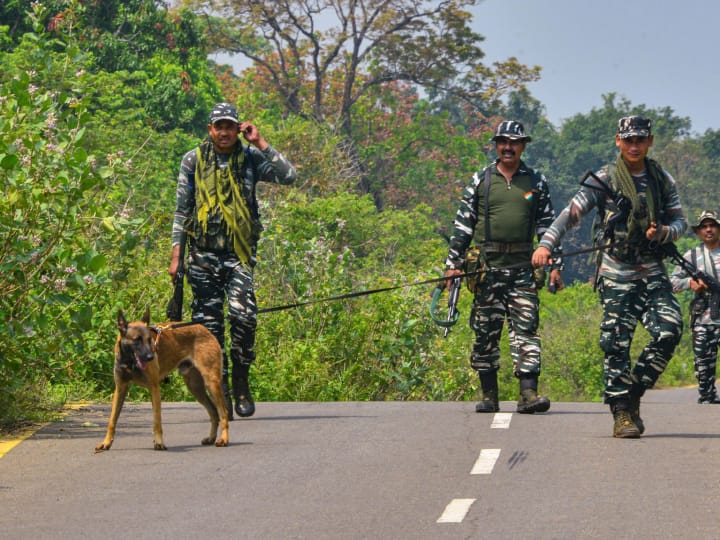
[180,0,540,203]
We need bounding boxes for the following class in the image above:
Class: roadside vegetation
[1,1,711,431]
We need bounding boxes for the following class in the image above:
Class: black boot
[516,373,550,414]
[233,363,255,418]
[475,370,500,413]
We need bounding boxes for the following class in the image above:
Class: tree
[180,0,540,204]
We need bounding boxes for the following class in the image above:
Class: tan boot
[613,409,640,438]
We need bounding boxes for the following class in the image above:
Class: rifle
[165,231,187,321]
[660,242,720,319]
[429,277,461,337]
[580,170,632,243]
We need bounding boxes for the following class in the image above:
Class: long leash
[257,241,627,315]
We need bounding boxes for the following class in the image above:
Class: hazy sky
[474,0,718,134]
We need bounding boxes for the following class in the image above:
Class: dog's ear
[117,310,128,336]
[142,307,150,326]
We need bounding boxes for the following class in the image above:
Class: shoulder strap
[701,245,720,281]
[483,168,492,242]
[526,169,542,241]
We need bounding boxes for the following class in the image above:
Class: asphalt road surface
[1,387,719,539]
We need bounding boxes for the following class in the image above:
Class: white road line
[471,448,501,475]
[437,498,476,523]
[491,412,512,429]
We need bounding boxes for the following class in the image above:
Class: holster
[463,246,486,293]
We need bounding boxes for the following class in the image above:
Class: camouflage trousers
[598,274,683,404]
[187,249,257,376]
[469,267,541,376]
[691,324,720,399]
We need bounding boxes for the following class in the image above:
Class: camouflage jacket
[445,160,563,270]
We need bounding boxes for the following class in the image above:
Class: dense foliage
[0,1,714,429]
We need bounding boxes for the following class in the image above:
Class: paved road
[1,388,719,539]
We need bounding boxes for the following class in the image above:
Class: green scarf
[612,154,662,235]
[195,140,253,263]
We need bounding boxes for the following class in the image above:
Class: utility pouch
[533,267,546,290]
[463,246,486,293]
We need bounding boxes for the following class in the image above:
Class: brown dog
[95,309,229,452]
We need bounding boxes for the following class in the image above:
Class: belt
[483,241,533,254]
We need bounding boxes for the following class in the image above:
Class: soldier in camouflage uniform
[670,210,720,404]
[533,116,687,438]
[169,103,296,419]
[444,120,564,415]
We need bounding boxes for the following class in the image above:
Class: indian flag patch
[524,191,534,201]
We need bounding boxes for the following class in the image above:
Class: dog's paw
[201,436,215,445]
[153,442,168,451]
[94,442,112,453]
[215,438,229,447]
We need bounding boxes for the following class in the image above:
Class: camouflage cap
[209,102,239,125]
[492,120,532,142]
[692,210,720,230]
[617,115,652,139]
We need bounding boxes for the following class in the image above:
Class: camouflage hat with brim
[209,102,239,125]
[617,115,652,139]
[492,120,532,142]
[692,210,720,230]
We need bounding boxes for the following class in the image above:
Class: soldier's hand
[548,269,564,293]
[689,278,708,293]
[646,221,667,242]
[532,246,552,268]
[168,245,181,281]
[444,268,462,289]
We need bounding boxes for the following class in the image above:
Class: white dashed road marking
[470,448,501,475]
[491,412,513,429]
[437,413,513,524]
[437,498,476,523]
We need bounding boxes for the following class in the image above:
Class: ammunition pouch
[463,246,486,293]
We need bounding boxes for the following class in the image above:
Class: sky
[473,0,718,134]
[214,0,718,135]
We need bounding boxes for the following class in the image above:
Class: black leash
[257,241,628,315]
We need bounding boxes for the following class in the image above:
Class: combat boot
[698,394,720,404]
[475,389,499,413]
[233,364,255,418]
[628,393,644,434]
[612,402,640,438]
[476,370,499,413]
[516,388,551,414]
